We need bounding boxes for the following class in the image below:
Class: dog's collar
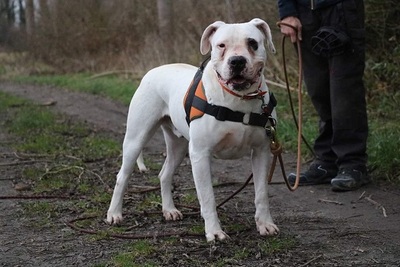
[218,79,266,100]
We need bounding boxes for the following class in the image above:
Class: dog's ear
[200,21,225,55]
[249,18,276,54]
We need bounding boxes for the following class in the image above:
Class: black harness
[184,59,277,129]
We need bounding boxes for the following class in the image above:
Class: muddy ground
[0,82,399,266]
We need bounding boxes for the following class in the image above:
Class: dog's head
[200,18,275,92]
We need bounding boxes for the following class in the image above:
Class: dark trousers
[297,0,368,169]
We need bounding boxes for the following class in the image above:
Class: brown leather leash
[265,21,309,191]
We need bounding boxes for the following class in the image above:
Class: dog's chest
[212,125,267,159]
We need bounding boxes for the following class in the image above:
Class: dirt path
[1,82,399,266]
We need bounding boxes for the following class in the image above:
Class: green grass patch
[1,91,120,160]
[12,74,137,105]
[0,92,28,111]
[137,193,162,211]
[20,201,59,228]
[189,224,205,235]
[181,192,198,205]
[0,91,120,217]
[103,232,299,267]
[273,91,318,160]
[21,201,57,216]
[143,159,163,172]
[111,240,157,267]
[367,121,400,182]
[258,236,297,254]
[147,175,160,186]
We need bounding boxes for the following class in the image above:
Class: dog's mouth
[217,69,262,91]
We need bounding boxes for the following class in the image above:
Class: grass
[0,90,120,213]
[1,91,120,161]
[20,202,56,228]
[12,73,138,105]
[137,193,162,211]
[106,233,298,267]
[258,236,297,254]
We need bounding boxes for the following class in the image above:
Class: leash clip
[265,125,276,140]
[265,125,282,155]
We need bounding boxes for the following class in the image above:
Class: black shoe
[331,168,370,191]
[288,163,338,186]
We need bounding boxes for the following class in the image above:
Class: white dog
[107,18,279,242]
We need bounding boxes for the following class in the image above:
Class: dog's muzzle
[218,56,261,91]
[229,56,247,73]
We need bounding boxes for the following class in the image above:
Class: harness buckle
[215,107,228,121]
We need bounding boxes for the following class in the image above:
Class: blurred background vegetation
[0,0,399,182]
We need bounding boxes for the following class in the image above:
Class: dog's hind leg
[136,151,148,173]
[159,121,188,221]
[107,110,161,225]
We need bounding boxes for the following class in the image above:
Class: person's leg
[327,0,369,190]
[299,6,338,166]
[288,5,338,185]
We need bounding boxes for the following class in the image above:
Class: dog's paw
[206,230,230,242]
[256,221,280,236]
[163,209,183,221]
[137,164,148,173]
[136,152,148,173]
[106,212,123,225]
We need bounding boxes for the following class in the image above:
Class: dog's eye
[248,38,258,50]
[218,43,225,49]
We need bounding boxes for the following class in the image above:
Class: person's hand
[279,16,302,43]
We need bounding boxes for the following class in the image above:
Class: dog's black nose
[228,56,247,72]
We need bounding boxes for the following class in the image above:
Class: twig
[37,165,111,190]
[0,160,50,166]
[318,199,343,205]
[0,195,79,200]
[85,169,111,191]
[365,195,388,217]
[66,216,204,240]
[180,181,252,191]
[298,255,323,267]
[0,152,51,159]
[89,70,141,80]
[40,165,82,179]
[265,78,297,91]
[39,100,57,106]
[358,191,366,200]
[132,187,160,194]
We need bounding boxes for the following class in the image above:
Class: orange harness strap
[184,79,207,122]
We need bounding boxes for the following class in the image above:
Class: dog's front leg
[189,148,228,242]
[251,146,280,236]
